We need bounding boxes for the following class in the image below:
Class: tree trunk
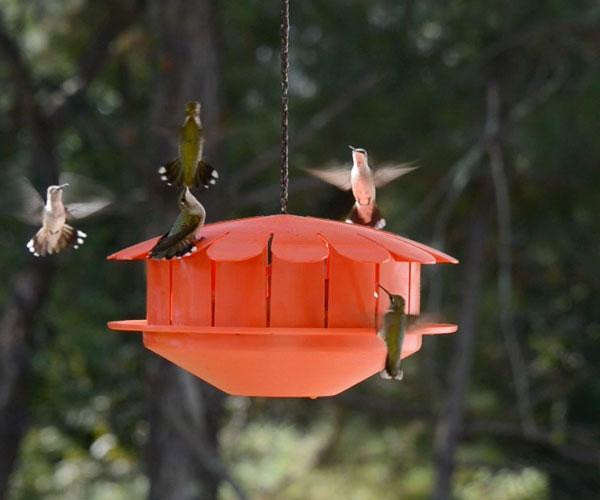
[0,263,54,498]
[0,105,58,499]
[144,2,233,499]
[431,202,488,500]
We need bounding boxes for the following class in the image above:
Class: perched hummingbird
[378,286,418,380]
[2,174,113,257]
[304,146,417,229]
[148,188,205,260]
[157,101,219,189]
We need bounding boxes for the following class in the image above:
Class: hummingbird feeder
[107,0,458,398]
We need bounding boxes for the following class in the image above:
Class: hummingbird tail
[195,160,219,188]
[345,203,386,229]
[157,159,219,189]
[26,224,86,257]
[158,158,182,186]
[148,233,202,260]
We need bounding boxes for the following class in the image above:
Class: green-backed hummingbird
[148,188,205,260]
[304,146,417,229]
[157,101,219,189]
[378,286,418,380]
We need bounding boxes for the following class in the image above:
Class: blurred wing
[303,166,352,191]
[0,176,44,225]
[60,172,113,219]
[372,164,419,188]
[66,199,112,219]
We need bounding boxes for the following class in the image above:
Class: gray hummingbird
[378,286,418,380]
[3,174,113,257]
[304,146,417,229]
[148,187,205,260]
[157,101,219,189]
[27,183,87,256]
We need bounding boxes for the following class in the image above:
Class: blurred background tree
[0,0,598,499]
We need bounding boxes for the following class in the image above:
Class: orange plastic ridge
[107,320,458,336]
[108,214,458,265]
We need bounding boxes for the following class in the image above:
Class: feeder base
[108,321,457,397]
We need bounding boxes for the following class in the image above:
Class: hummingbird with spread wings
[157,101,219,189]
[148,188,205,260]
[304,146,417,229]
[1,173,113,257]
[378,287,418,380]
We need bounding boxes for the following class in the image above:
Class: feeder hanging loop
[280,0,290,214]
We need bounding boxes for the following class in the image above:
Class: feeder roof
[108,214,457,264]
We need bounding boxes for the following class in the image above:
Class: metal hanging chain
[279,0,290,214]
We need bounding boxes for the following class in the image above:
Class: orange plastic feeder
[108,214,457,398]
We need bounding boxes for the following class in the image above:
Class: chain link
[279,0,290,214]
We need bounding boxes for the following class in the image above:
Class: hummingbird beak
[58,183,69,190]
[349,145,356,151]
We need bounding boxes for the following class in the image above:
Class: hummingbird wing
[60,172,114,219]
[372,164,418,188]
[158,159,219,189]
[148,213,202,260]
[303,166,352,191]
[0,176,44,225]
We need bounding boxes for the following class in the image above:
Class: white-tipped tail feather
[27,225,87,256]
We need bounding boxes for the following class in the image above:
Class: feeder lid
[108,214,457,264]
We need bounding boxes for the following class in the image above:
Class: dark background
[0,1,598,499]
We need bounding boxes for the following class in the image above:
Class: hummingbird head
[378,285,405,310]
[47,183,69,201]
[349,145,368,166]
[185,101,201,118]
[179,188,205,217]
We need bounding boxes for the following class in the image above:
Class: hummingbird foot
[374,218,386,230]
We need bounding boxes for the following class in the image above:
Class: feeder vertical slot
[327,248,377,328]
[171,253,212,326]
[213,251,268,327]
[146,260,172,325]
[409,263,421,315]
[270,257,326,327]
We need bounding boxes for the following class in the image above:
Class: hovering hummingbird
[148,188,205,260]
[26,183,87,256]
[304,146,417,229]
[157,101,219,189]
[378,286,418,380]
[0,174,112,257]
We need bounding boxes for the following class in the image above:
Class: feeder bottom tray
[108,320,457,398]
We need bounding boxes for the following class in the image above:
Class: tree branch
[485,81,537,435]
[0,13,36,106]
[230,72,384,190]
[432,195,489,500]
[465,420,600,468]
[166,375,249,500]
[48,2,138,125]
